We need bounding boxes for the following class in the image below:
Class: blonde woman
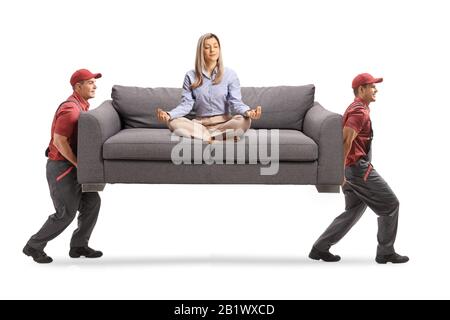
[156,33,262,142]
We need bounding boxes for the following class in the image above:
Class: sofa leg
[82,184,106,193]
[316,185,340,193]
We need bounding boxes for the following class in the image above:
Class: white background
[1,0,449,299]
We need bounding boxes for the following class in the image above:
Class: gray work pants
[314,158,399,256]
[27,160,100,251]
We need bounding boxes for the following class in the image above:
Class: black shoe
[309,246,341,262]
[376,253,409,264]
[69,246,103,258]
[23,244,53,264]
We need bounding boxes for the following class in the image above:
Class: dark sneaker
[309,246,341,262]
[23,244,53,264]
[69,246,103,258]
[376,253,409,264]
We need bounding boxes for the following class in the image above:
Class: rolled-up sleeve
[344,107,368,134]
[54,104,79,138]
[168,73,195,119]
[227,70,250,115]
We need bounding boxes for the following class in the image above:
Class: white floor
[3,183,448,300]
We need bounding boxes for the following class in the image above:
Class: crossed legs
[168,114,251,142]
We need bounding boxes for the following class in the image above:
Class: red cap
[70,69,102,87]
[352,73,383,89]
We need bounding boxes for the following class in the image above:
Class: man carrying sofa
[23,69,104,264]
[309,73,409,264]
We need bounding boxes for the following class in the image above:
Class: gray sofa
[77,84,343,192]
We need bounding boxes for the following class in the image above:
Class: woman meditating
[156,33,262,142]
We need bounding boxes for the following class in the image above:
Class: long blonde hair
[191,33,224,90]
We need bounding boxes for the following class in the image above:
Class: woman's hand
[245,106,262,120]
[156,108,171,123]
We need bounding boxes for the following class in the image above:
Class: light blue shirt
[168,67,250,119]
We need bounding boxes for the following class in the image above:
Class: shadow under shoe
[309,246,341,262]
[69,246,103,259]
[23,244,53,264]
[376,253,409,264]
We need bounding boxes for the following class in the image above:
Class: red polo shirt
[343,97,372,167]
[47,92,89,161]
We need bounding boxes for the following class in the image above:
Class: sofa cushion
[103,129,318,162]
[111,84,315,130]
[112,85,182,129]
[241,85,315,130]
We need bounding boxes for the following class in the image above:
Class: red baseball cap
[352,73,383,89]
[70,69,102,87]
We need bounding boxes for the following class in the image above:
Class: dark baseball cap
[70,69,102,86]
[352,73,383,89]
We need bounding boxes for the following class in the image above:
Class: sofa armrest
[78,100,121,183]
[303,102,344,185]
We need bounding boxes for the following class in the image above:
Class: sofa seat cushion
[103,129,318,162]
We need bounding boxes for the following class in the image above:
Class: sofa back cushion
[111,84,315,130]
[112,85,182,129]
[241,85,315,130]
